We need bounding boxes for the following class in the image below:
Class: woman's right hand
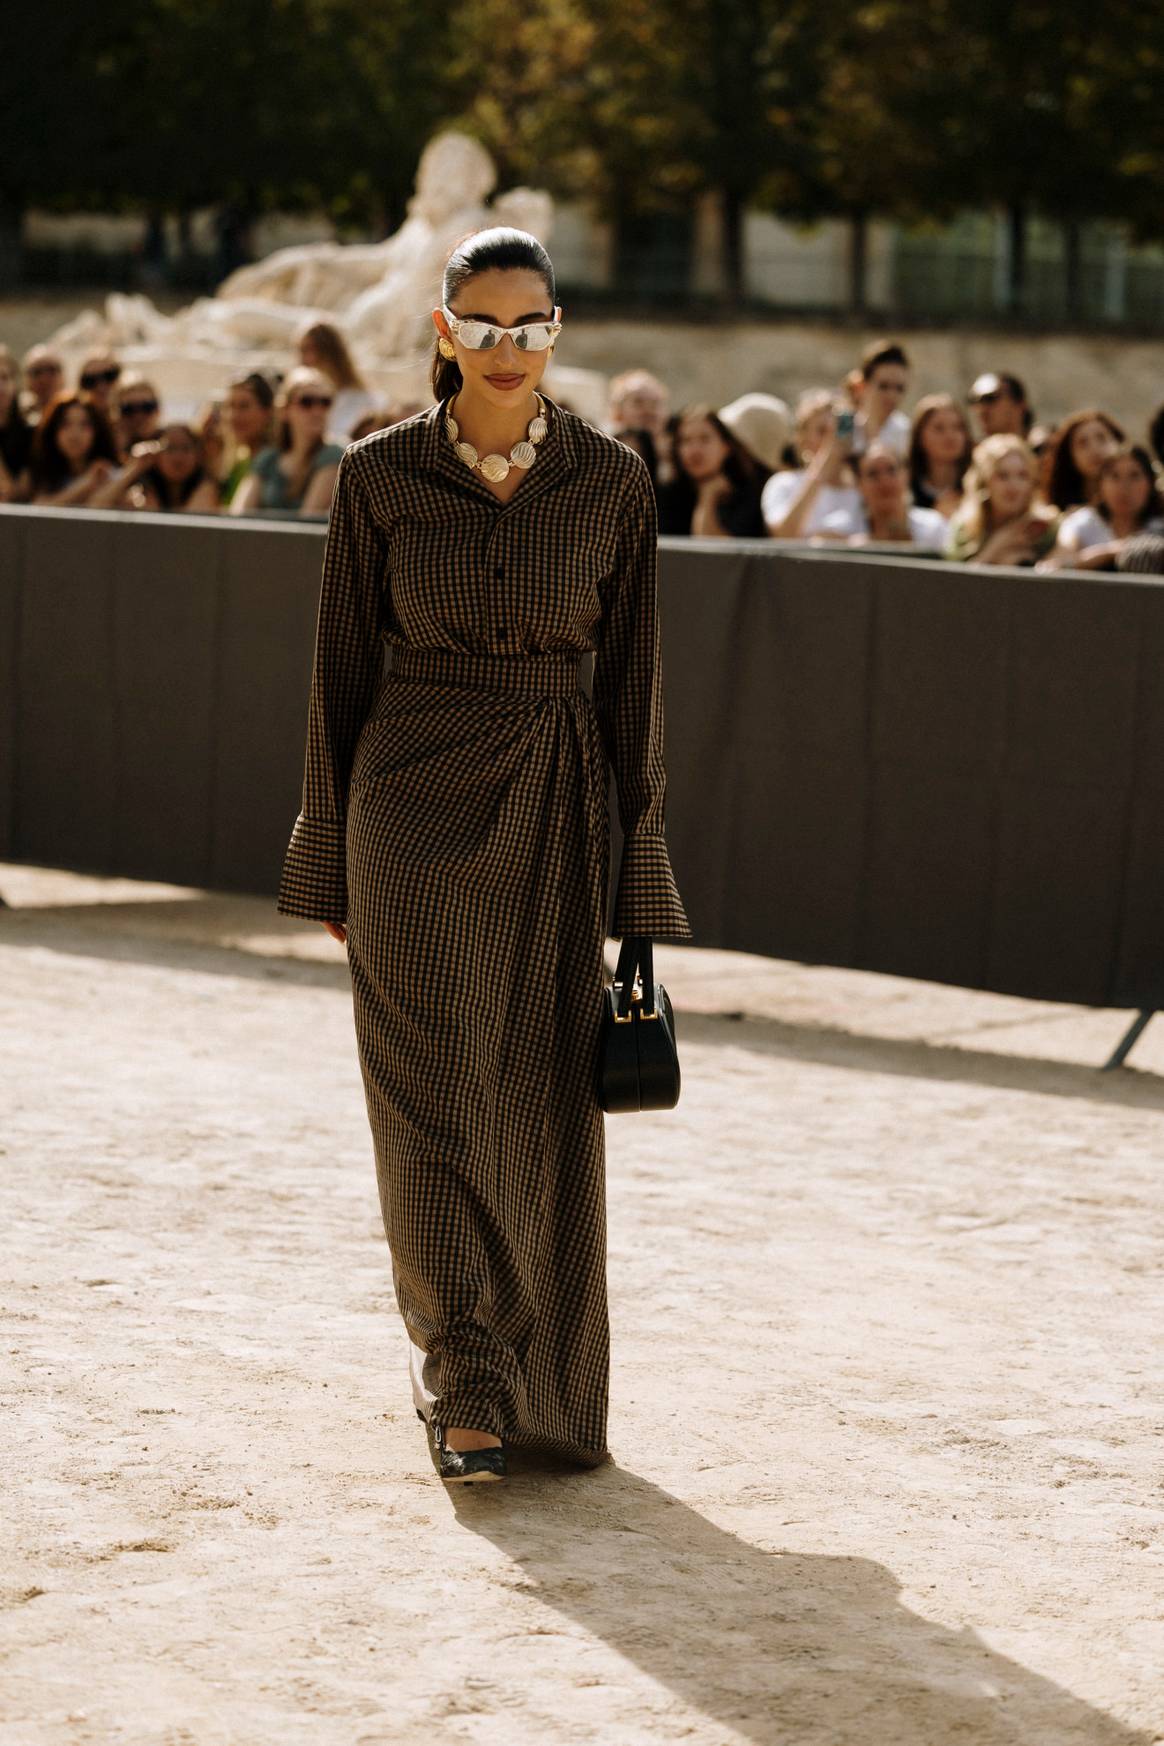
[321,920,347,944]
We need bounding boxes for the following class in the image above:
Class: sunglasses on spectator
[441,306,561,352]
[28,362,62,377]
[972,390,1003,405]
[292,393,333,409]
[80,367,121,388]
[121,399,159,416]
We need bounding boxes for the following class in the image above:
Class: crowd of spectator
[608,345,1164,573]
[0,320,424,519]
[4,320,1164,572]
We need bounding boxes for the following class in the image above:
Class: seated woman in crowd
[1044,408,1124,511]
[126,423,221,514]
[229,368,344,517]
[220,371,276,506]
[1039,445,1164,571]
[819,443,949,547]
[946,434,1059,565]
[112,376,162,460]
[29,393,134,508]
[908,394,973,518]
[75,351,122,419]
[849,339,912,458]
[295,320,374,446]
[0,345,34,502]
[657,404,767,537]
[608,368,673,490]
[763,389,862,538]
[21,345,64,423]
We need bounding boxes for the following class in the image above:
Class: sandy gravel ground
[2,860,1163,1746]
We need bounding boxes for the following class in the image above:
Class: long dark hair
[138,424,211,509]
[1095,444,1164,526]
[908,393,973,500]
[30,392,120,492]
[431,227,556,402]
[672,404,760,492]
[1046,408,1125,510]
[659,404,763,535]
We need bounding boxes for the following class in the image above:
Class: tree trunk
[1063,218,1082,323]
[1006,203,1027,316]
[848,209,869,316]
[0,195,24,292]
[722,190,744,307]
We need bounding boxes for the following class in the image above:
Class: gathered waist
[386,641,587,698]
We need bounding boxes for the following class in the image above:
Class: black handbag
[597,935,681,1113]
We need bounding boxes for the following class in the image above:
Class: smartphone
[835,407,855,442]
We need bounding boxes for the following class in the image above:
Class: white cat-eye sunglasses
[441,305,562,352]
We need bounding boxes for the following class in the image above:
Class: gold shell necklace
[445,392,548,484]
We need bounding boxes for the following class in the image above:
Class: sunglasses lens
[459,323,498,351]
[123,401,158,415]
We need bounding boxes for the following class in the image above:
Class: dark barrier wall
[3,505,1164,1010]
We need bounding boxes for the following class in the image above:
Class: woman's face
[614,381,667,435]
[79,354,120,408]
[297,334,321,369]
[798,405,833,457]
[676,415,731,483]
[1071,418,1118,480]
[156,426,200,484]
[226,387,269,446]
[864,363,908,421]
[435,267,558,412]
[858,449,906,515]
[284,373,332,441]
[57,404,97,466]
[987,452,1034,520]
[25,352,63,405]
[117,385,160,441]
[1100,456,1152,522]
[922,406,968,465]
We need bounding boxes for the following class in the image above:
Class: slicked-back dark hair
[431,227,556,402]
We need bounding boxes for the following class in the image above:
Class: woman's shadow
[449,1458,1153,1745]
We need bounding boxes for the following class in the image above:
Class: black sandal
[417,1408,507,1484]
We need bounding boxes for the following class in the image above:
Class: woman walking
[276,227,692,1484]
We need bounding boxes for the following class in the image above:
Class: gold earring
[437,336,456,360]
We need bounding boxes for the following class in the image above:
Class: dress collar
[421,390,575,509]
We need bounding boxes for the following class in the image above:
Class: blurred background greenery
[5,1,1164,328]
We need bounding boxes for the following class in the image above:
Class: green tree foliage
[5,0,1164,307]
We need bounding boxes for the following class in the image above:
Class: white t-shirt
[1057,506,1164,552]
[820,503,949,547]
[762,469,862,536]
[327,387,377,446]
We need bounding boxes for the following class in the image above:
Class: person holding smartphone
[763,389,862,540]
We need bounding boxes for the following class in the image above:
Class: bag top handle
[613,935,655,1020]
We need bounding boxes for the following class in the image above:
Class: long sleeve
[276,448,388,923]
[593,453,693,940]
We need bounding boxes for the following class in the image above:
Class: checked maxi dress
[275,394,692,1465]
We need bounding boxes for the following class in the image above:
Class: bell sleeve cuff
[275,812,349,925]
[611,826,692,939]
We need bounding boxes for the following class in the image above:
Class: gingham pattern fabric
[275,396,691,1463]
